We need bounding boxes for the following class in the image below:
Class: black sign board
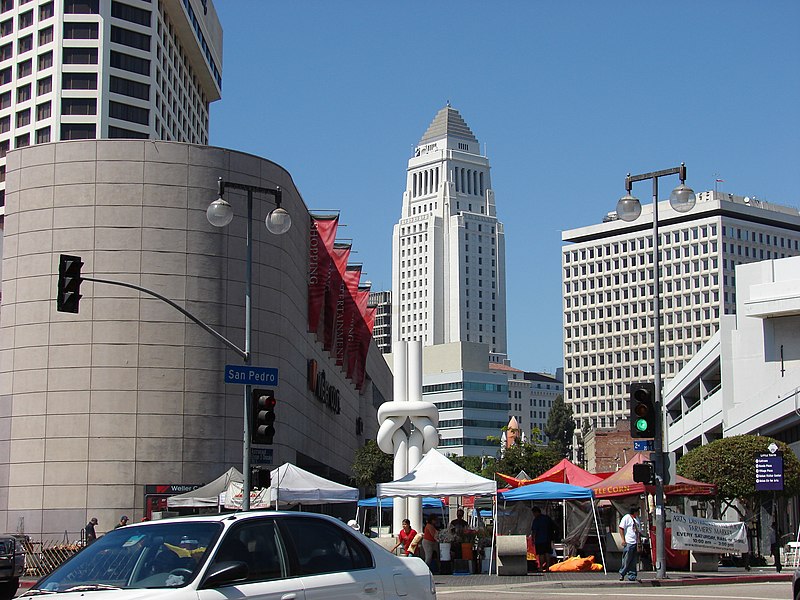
[755,452,784,491]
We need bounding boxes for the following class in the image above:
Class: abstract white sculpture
[377,340,439,534]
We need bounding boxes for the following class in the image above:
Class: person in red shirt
[390,519,418,556]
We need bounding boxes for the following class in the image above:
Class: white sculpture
[377,340,439,535]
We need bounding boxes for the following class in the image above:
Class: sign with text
[225,364,279,386]
[755,452,784,491]
[671,513,748,553]
[633,440,653,451]
[251,447,274,466]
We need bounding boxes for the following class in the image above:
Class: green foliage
[544,395,575,458]
[351,440,393,490]
[488,442,560,480]
[449,454,492,478]
[677,435,800,502]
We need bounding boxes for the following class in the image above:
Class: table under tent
[376,448,498,574]
[499,480,606,573]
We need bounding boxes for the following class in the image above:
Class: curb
[647,573,792,586]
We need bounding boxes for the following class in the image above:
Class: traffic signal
[251,466,271,489]
[630,382,656,438]
[632,462,655,484]
[57,254,83,313]
[251,388,276,445]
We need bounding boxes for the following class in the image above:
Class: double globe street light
[207,177,292,510]
[614,163,695,580]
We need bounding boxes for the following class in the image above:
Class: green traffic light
[635,418,649,432]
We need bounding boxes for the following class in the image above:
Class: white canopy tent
[167,467,242,509]
[268,463,359,506]
[376,448,498,574]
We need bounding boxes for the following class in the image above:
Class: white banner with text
[671,513,748,553]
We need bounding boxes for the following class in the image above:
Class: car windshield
[33,522,223,592]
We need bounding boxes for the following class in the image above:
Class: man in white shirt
[618,505,642,581]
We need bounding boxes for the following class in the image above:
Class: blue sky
[209,1,800,374]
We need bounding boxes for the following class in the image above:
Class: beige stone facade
[0,140,390,538]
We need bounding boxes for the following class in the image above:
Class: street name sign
[224,364,279,386]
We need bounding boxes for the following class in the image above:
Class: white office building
[562,191,800,429]
[0,0,222,214]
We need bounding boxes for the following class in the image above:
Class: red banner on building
[336,265,361,366]
[354,306,376,389]
[346,286,370,380]
[323,242,351,351]
[308,215,338,333]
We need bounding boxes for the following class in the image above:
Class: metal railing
[21,539,82,578]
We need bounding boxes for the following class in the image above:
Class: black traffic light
[630,382,656,438]
[251,466,271,489]
[632,462,655,484]
[57,254,83,313]
[251,388,276,445]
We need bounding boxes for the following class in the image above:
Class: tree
[677,435,800,519]
[351,440,393,493]
[544,395,575,458]
[449,454,490,477]
[488,441,560,481]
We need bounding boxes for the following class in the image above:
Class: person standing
[422,515,439,572]
[770,521,782,573]
[449,509,469,559]
[530,506,557,572]
[390,519,418,556]
[618,505,642,581]
[114,515,129,529]
[84,517,98,545]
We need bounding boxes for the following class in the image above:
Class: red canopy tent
[590,452,717,499]
[497,458,604,488]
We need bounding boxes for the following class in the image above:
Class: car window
[212,519,285,583]
[279,517,373,576]
[0,541,7,554]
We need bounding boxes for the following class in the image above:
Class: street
[434,581,791,600]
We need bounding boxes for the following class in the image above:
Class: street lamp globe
[669,183,696,213]
[266,207,292,235]
[616,193,642,222]
[207,198,234,227]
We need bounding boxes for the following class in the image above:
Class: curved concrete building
[0,140,391,538]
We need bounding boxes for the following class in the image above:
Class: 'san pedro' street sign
[224,364,279,386]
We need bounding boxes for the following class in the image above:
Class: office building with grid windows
[0,0,222,215]
[562,191,800,430]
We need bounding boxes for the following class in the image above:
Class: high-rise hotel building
[390,105,509,456]
[562,191,800,429]
[0,0,222,214]
[391,104,507,353]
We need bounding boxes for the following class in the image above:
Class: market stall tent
[497,459,604,489]
[590,453,717,499]
[269,463,359,505]
[167,467,242,509]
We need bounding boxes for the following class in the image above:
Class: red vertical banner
[354,306,377,390]
[324,243,351,352]
[346,286,370,380]
[336,265,361,367]
[308,215,338,334]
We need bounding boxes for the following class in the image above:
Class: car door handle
[364,584,379,594]
[280,594,297,600]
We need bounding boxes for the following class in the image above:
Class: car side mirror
[201,561,249,588]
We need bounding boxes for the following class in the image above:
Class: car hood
[22,588,197,600]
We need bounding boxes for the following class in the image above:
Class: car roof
[130,511,344,528]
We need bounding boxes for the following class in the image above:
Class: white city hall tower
[391,104,507,353]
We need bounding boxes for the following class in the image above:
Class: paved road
[434,581,791,600]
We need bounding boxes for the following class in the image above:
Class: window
[17,58,31,77]
[61,97,96,115]
[0,41,10,60]
[17,9,32,29]
[110,25,150,50]
[63,21,98,39]
[0,19,12,37]
[64,0,99,14]
[35,126,49,143]
[15,132,29,147]
[62,72,96,90]
[210,520,284,582]
[39,2,55,20]
[35,100,50,120]
[36,75,51,95]
[0,0,11,14]
[15,108,29,126]
[16,83,30,101]
[38,25,53,45]
[63,47,97,64]
[109,75,148,99]
[0,140,8,157]
[37,50,52,69]
[0,90,9,108]
[17,33,32,53]
[60,123,95,139]
[111,1,151,26]
[110,50,149,75]
[279,517,373,575]
[0,115,9,132]
[109,100,147,124]
[108,125,148,139]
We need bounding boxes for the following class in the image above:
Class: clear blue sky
[209,1,800,374]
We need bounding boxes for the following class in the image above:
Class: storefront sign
[307,359,341,414]
[755,452,783,491]
[671,513,748,553]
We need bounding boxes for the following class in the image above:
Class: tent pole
[591,497,607,574]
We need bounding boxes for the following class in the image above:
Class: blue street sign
[224,364,279,386]
[755,452,784,491]
[633,440,654,451]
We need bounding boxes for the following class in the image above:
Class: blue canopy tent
[357,497,443,508]
[499,481,605,573]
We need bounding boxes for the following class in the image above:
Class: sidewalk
[432,566,792,590]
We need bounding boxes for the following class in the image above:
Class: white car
[22,512,436,599]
